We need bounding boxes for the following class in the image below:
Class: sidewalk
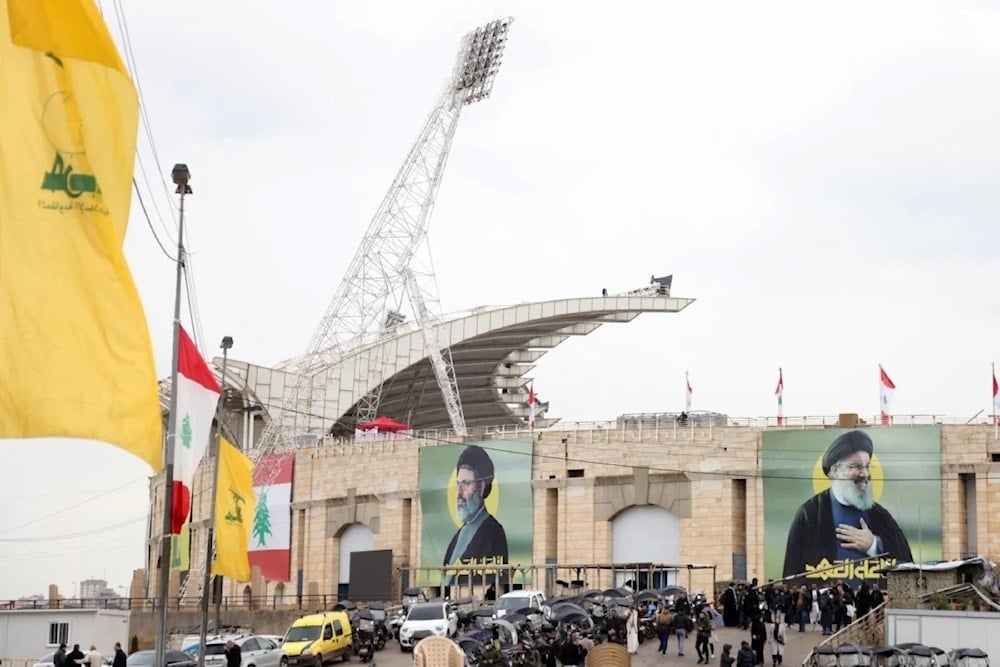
[629,624,826,667]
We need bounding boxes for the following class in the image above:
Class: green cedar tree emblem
[180,414,193,449]
[252,490,272,547]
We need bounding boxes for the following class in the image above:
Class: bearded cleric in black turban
[782,430,912,584]
[442,445,508,584]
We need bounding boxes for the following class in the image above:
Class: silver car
[202,635,285,667]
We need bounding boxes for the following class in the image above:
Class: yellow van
[282,611,354,665]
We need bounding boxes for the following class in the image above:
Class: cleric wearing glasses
[782,430,913,582]
[442,445,508,584]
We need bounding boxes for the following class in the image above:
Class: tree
[252,490,272,547]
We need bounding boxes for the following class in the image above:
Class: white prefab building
[0,609,130,664]
[885,609,997,657]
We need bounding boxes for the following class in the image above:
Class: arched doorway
[242,585,252,608]
[611,505,681,589]
[338,523,374,599]
[273,582,286,605]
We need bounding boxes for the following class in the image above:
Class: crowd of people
[50,643,127,667]
[715,577,886,666]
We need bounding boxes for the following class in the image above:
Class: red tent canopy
[356,415,410,432]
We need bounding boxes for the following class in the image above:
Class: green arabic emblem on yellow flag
[224,488,246,524]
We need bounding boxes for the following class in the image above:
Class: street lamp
[155,163,193,667]
[198,335,233,667]
[172,163,192,194]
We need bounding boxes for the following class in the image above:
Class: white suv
[398,602,458,651]
[493,590,546,619]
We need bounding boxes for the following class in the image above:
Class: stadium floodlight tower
[177,18,513,605]
[267,17,513,447]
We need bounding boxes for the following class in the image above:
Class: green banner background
[762,426,942,583]
[418,438,534,586]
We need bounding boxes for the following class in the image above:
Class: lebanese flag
[992,367,1000,425]
[527,382,536,432]
[775,368,784,426]
[879,365,895,426]
[171,326,220,534]
[685,371,693,412]
[249,452,294,581]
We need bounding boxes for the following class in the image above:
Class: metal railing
[800,600,887,666]
[0,595,354,613]
[283,413,992,455]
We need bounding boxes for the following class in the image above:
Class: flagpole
[155,165,192,667]
[994,363,997,441]
[198,336,233,667]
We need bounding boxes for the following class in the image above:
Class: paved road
[365,623,826,667]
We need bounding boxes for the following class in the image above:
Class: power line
[0,477,147,537]
[134,178,176,261]
[0,516,146,543]
[0,538,140,564]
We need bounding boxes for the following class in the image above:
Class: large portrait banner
[763,426,942,586]
[418,438,533,586]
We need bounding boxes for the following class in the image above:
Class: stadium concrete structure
[147,420,998,605]
[146,292,999,605]
[219,291,692,436]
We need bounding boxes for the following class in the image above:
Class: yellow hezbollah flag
[170,522,191,572]
[213,438,256,582]
[0,1,162,471]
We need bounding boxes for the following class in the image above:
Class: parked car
[398,601,458,651]
[203,635,285,667]
[281,611,354,666]
[127,650,196,667]
[37,654,112,667]
[32,654,56,667]
[493,590,546,619]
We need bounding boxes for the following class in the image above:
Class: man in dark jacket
[783,431,912,584]
[224,640,241,667]
[66,644,84,667]
[112,643,126,667]
[443,445,508,584]
[53,644,67,667]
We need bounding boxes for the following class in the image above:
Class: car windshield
[408,605,444,621]
[127,653,155,667]
[285,626,321,642]
[495,596,529,610]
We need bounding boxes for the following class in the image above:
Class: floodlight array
[452,17,513,106]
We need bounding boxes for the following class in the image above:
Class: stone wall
[142,424,999,604]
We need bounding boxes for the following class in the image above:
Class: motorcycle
[355,613,376,663]
[366,602,390,650]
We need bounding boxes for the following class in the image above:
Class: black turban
[822,430,874,476]
[457,445,495,498]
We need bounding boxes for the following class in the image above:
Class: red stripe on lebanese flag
[527,382,536,432]
[170,327,221,534]
[879,364,895,426]
[992,367,1000,425]
[248,550,291,582]
[252,453,294,486]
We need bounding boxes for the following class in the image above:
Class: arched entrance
[611,505,681,588]
[273,582,286,605]
[338,523,374,599]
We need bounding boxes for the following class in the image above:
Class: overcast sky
[2,0,999,601]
